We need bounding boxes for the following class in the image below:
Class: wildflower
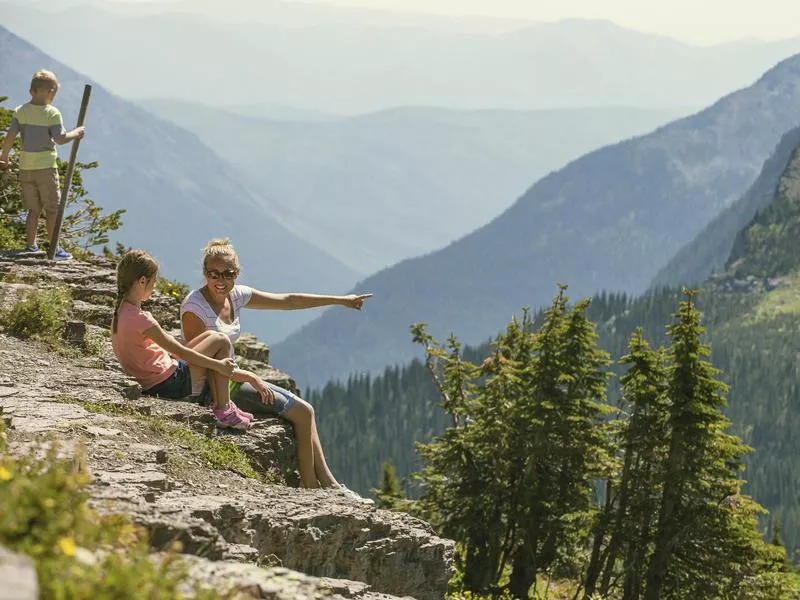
[58,537,76,556]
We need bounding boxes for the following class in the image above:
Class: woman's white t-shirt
[180,285,253,350]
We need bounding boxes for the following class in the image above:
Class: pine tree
[644,290,793,599]
[413,288,613,598]
[412,325,504,592]
[372,461,405,510]
[583,329,670,599]
[616,335,670,600]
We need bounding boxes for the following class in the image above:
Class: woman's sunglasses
[205,269,238,281]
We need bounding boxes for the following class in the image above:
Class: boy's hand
[215,357,235,378]
[74,126,85,139]
[0,158,7,170]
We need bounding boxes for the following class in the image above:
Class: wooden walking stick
[47,84,91,260]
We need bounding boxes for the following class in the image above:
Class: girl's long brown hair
[112,250,159,333]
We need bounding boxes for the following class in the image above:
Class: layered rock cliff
[0,252,454,599]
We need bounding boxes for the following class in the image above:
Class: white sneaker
[336,485,375,505]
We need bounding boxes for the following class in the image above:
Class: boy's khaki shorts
[19,168,61,215]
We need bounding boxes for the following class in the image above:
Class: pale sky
[112,0,800,45]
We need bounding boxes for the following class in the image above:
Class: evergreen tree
[413,288,613,598]
[644,290,791,599]
[583,329,670,599]
[372,461,405,510]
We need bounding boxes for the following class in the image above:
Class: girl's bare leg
[185,331,233,408]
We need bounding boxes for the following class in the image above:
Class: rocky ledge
[0,252,454,599]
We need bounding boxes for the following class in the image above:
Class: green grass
[55,395,263,481]
[748,271,800,322]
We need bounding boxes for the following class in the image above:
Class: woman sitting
[180,238,371,492]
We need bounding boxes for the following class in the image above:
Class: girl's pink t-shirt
[111,302,176,390]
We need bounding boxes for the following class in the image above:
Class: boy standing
[0,70,85,259]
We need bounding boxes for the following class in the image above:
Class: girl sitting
[111,249,249,430]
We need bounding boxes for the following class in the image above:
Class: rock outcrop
[0,544,38,600]
[0,252,454,599]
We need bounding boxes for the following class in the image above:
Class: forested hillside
[311,142,800,559]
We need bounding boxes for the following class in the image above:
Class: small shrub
[82,329,107,357]
[157,277,189,302]
[2,287,71,342]
[0,216,25,249]
[0,431,223,599]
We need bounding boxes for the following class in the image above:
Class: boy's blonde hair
[30,70,59,94]
[202,238,240,273]
[113,250,159,333]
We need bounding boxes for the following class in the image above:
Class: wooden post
[47,84,91,260]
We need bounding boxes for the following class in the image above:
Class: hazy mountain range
[272,54,800,388]
[3,2,800,113]
[0,26,358,343]
[7,0,534,34]
[141,99,681,273]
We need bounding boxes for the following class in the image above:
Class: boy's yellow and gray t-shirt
[9,103,67,170]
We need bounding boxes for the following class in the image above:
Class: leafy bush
[0,216,25,249]
[2,287,71,342]
[157,277,190,302]
[2,289,108,358]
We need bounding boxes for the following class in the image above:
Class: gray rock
[62,320,87,346]
[121,381,142,401]
[0,282,35,312]
[0,544,38,600]
[235,332,270,364]
[72,300,114,327]
[179,554,414,599]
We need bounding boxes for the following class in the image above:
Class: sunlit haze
[110,0,800,45]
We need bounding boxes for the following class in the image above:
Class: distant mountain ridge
[652,125,800,287]
[273,53,800,388]
[0,26,358,343]
[3,3,800,112]
[141,98,681,273]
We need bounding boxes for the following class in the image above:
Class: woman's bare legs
[185,331,233,408]
[311,416,338,487]
[282,397,338,488]
[283,401,318,488]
